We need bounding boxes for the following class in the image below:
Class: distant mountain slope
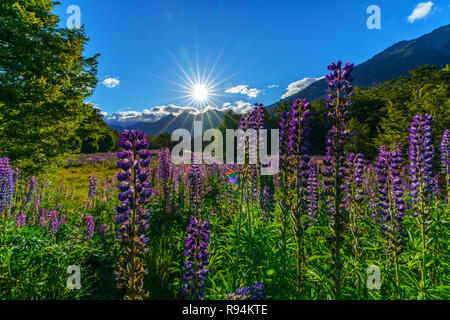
[268,24,450,109]
[109,109,225,136]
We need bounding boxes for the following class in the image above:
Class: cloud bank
[104,102,252,126]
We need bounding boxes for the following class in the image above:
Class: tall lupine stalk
[239,104,265,232]
[344,153,365,260]
[157,148,173,213]
[115,130,152,300]
[278,110,291,278]
[181,217,210,300]
[408,114,434,298]
[0,158,14,219]
[189,153,203,218]
[249,103,265,206]
[285,98,312,291]
[440,129,449,203]
[322,60,354,299]
[232,104,265,284]
[376,145,407,296]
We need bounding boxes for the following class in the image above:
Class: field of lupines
[0,61,449,300]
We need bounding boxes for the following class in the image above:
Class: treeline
[273,65,450,159]
[0,0,117,174]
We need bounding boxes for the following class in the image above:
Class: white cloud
[218,101,253,114]
[267,84,279,88]
[104,104,200,125]
[225,85,261,98]
[281,77,324,99]
[407,2,434,23]
[102,77,120,88]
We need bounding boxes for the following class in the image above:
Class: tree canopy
[0,0,115,174]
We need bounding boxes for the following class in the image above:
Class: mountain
[108,109,225,136]
[268,24,450,109]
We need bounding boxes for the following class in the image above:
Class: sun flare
[192,84,209,102]
[159,50,232,110]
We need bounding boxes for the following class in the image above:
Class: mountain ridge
[267,24,450,109]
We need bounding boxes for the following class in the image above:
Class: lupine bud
[85,215,95,239]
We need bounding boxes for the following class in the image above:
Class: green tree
[0,0,99,174]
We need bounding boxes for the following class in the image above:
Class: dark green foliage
[75,106,119,154]
[148,132,178,150]
[273,65,450,159]
[375,65,450,155]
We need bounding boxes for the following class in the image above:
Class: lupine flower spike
[115,130,152,300]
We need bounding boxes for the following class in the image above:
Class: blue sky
[53,0,449,122]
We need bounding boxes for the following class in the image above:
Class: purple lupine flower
[306,162,319,224]
[365,171,379,225]
[48,210,59,235]
[88,174,98,204]
[172,165,179,192]
[408,114,434,215]
[376,145,407,252]
[343,153,365,210]
[440,129,449,202]
[250,103,265,130]
[189,154,203,216]
[33,186,40,214]
[114,130,151,299]
[59,214,67,225]
[182,217,210,300]
[226,282,267,300]
[288,98,312,157]
[99,223,108,239]
[85,215,95,239]
[12,168,20,188]
[322,61,354,298]
[157,148,172,182]
[15,212,26,228]
[0,158,14,217]
[40,216,46,229]
[261,185,275,222]
[433,174,441,198]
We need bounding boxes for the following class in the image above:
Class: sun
[157,49,233,110]
[192,84,209,102]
